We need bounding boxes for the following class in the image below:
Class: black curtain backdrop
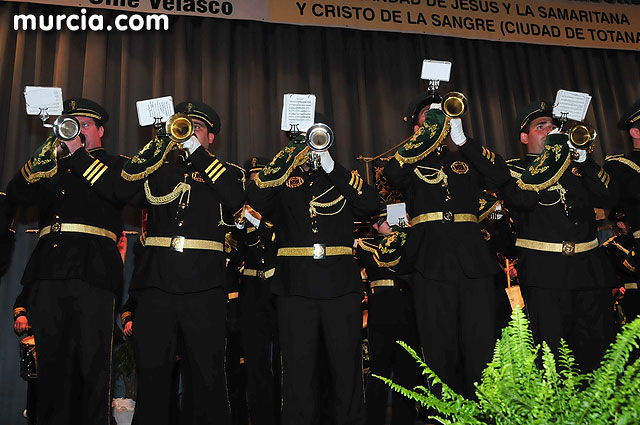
[0,2,639,423]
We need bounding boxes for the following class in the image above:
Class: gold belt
[624,283,638,290]
[370,279,395,288]
[144,236,223,253]
[39,223,117,243]
[410,212,478,226]
[515,238,599,256]
[634,230,640,239]
[243,268,276,280]
[277,245,353,259]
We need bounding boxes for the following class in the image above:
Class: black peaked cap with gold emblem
[404,92,441,129]
[515,100,556,133]
[618,99,640,130]
[175,101,221,135]
[63,98,109,124]
[243,157,270,174]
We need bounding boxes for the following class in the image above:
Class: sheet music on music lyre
[281,94,316,132]
[136,96,175,126]
[24,86,63,116]
[553,90,592,122]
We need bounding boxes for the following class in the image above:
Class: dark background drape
[0,2,638,423]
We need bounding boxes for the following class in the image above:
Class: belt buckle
[443,211,453,223]
[257,270,266,280]
[170,236,185,253]
[562,241,575,256]
[313,243,326,260]
[51,222,62,233]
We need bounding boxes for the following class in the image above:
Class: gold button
[53,244,58,248]
[61,189,65,195]
[178,221,184,227]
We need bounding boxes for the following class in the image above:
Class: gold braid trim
[414,167,447,185]
[144,180,191,206]
[357,238,378,254]
[394,116,451,166]
[121,140,179,181]
[516,154,571,192]
[607,157,640,174]
[374,255,401,268]
[255,147,310,189]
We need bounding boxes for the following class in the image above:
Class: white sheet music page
[553,90,592,122]
[387,203,408,227]
[136,96,175,127]
[24,86,63,116]
[421,59,452,82]
[281,94,316,132]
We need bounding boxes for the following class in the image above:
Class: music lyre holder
[287,123,301,141]
[558,111,569,132]
[152,117,163,130]
[427,79,441,94]
[39,107,51,126]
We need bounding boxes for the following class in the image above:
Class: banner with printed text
[5,0,640,51]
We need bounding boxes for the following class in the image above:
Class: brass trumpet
[441,92,468,118]
[567,121,597,152]
[164,113,194,143]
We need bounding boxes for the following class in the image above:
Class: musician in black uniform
[384,98,508,398]
[233,156,280,425]
[355,210,419,425]
[604,99,640,277]
[0,192,15,278]
[65,101,245,425]
[247,122,379,425]
[5,98,125,425]
[501,101,615,372]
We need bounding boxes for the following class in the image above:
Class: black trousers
[522,286,615,373]
[28,279,116,425]
[240,276,280,425]
[278,293,365,425]
[412,272,497,399]
[132,287,229,425]
[365,322,419,425]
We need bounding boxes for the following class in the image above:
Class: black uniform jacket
[0,192,15,278]
[355,236,413,326]
[384,139,509,281]
[247,163,379,299]
[604,150,640,232]
[234,218,278,276]
[68,146,245,294]
[6,148,125,295]
[502,154,615,289]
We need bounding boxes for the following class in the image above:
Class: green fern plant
[374,307,640,424]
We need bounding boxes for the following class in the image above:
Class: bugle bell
[305,123,334,170]
[567,121,597,151]
[51,114,81,141]
[441,92,468,118]
[305,123,334,152]
[165,113,194,143]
